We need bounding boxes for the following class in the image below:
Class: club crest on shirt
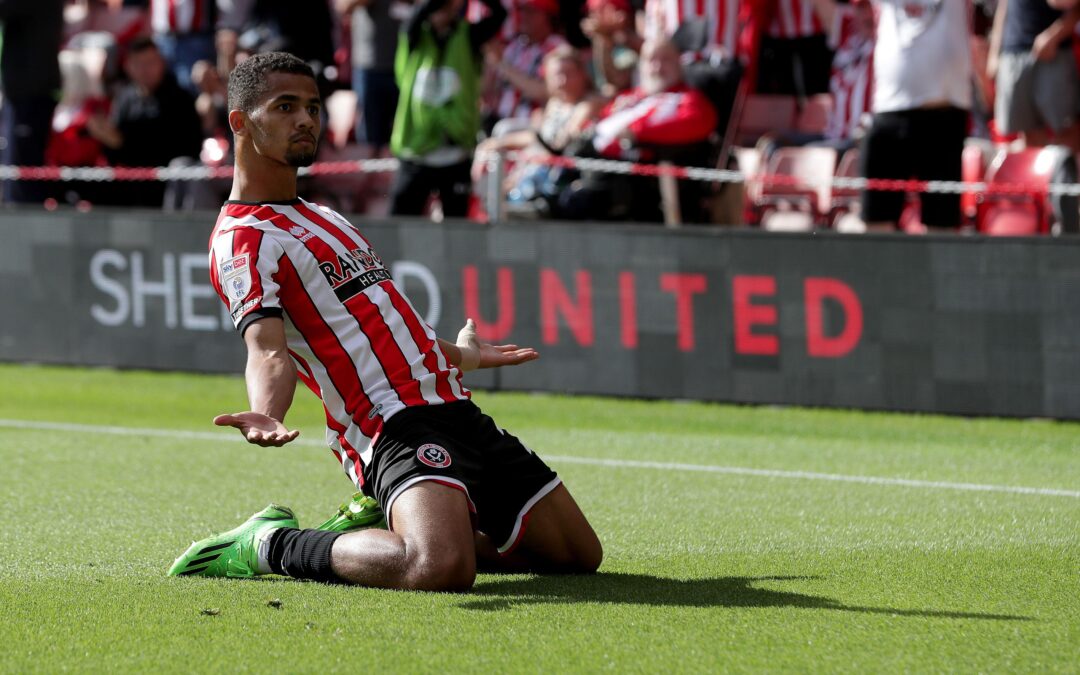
[417,443,452,468]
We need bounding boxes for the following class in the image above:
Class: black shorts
[361,400,561,553]
[860,107,968,228]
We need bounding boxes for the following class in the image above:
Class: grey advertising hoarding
[2,209,1079,418]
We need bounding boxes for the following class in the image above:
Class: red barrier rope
[1,155,1077,197]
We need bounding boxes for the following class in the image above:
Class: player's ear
[229,109,248,137]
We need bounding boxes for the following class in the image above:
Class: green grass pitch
[1,363,1078,672]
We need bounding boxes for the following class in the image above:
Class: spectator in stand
[216,0,256,75]
[556,39,717,223]
[63,0,148,49]
[988,0,1080,233]
[86,37,204,206]
[149,0,219,93]
[46,50,111,205]
[389,0,507,218]
[484,0,565,131]
[0,0,64,204]
[581,0,641,96]
[811,0,875,147]
[859,0,973,231]
[757,0,832,96]
[642,0,748,62]
[192,59,229,138]
[989,0,1080,150]
[337,0,406,155]
[244,0,336,85]
[47,51,111,169]
[754,0,873,159]
[638,0,752,140]
[473,45,603,216]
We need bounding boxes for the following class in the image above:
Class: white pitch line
[2,418,1077,499]
[543,455,1080,498]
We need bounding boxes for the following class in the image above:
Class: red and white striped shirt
[768,0,824,38]
[151,0,215,35]
[826,5,874,140]
[209,198,469,489]
[496,33,566,121]
[644,0,742,58]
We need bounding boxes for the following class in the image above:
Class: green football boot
[167,504,297,578]
[315,493,387,533]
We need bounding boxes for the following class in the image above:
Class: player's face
[246,73,322,167]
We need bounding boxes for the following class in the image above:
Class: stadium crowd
[0,0,1078,233]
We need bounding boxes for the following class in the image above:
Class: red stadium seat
[980,203,1042,236]
[756,147,837,231]
[735,95,797,146]
[976,148,1057,236]
[795,95,833,136]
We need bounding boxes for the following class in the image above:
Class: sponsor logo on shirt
[318,246,392,302]
[219,253,248,279]
[219,254,252,300]
[231,297,261,322]
[289,225,315,243]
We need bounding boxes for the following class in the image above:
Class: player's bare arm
[214,317,300,447]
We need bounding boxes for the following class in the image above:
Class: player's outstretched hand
[213,412,300,447]
[456,318,539,371]
[477,342,539,369]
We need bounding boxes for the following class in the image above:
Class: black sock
[266,528,344,583]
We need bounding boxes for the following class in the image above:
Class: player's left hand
[213,412,300,447]
[478,342,540,369]
[456,318,539,371]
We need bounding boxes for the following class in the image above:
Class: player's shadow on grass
[463,573,1031,621]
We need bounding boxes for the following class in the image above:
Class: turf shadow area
[462,573,1032,621]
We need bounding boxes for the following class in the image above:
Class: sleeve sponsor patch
[231,297,262,322]
[219,254,252,301]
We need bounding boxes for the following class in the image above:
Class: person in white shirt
[860,0,973,231]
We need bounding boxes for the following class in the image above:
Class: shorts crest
[417,443,451,468]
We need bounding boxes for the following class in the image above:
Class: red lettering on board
[804,277,863,357]
[733,275,778,356]
[619,271,638,349]
[463,265,515,341]
[660,273,707,352]
[540,269,594,346]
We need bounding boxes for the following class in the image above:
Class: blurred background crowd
[1,0,1078,233]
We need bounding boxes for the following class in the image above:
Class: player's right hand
[214,412,300,447]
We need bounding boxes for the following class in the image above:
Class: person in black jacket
[0,0,63,203]
[86,37,205,206]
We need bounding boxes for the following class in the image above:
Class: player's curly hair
[227,52,316,114]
